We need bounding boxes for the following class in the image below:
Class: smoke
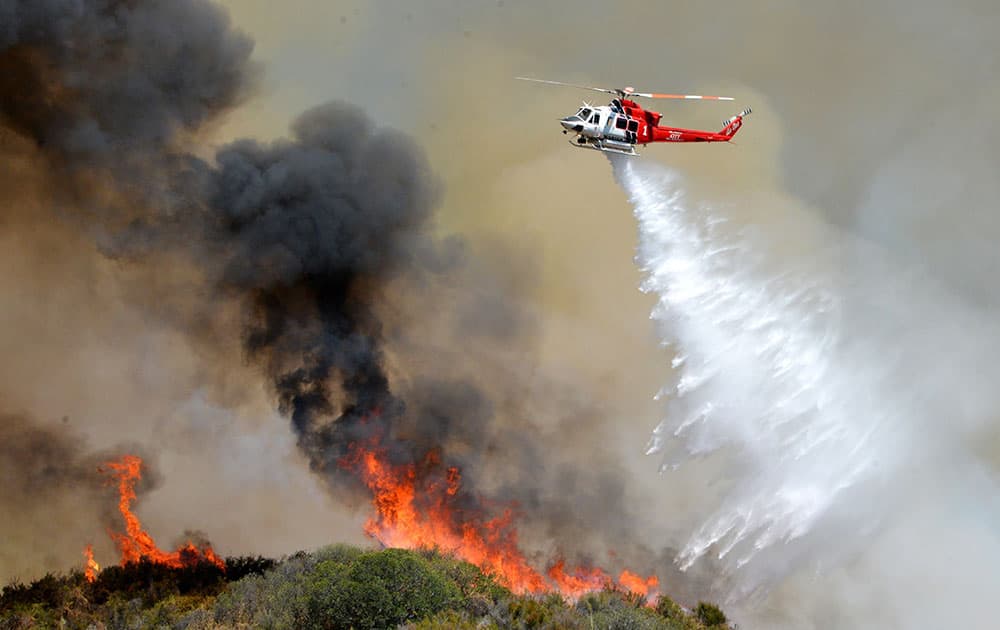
[0,0,668,587]
[208,1,1000,626]
[616,156,1000,628]
[0,412,159,581]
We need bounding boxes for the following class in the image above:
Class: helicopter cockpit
[560,106,598,133]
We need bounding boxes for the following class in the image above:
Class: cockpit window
[580,108,592,119]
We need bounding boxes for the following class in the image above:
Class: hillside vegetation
[0,545,729,630]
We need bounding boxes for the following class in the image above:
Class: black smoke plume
[0,0,669,582]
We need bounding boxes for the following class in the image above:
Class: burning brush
[81,449,660,602]
[82,455,224,583]
[339,438,660,601]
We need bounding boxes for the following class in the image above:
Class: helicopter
[516,77,751,156]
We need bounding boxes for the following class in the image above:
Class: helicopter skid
[568,137,639,157]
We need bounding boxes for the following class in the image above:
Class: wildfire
[81,447,658,602]
[618,569,660,601]
[340,442,659,600]
[548,560,611,599]
[82,455,224,580]
[83,545,100,583]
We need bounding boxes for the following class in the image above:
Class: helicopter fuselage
[559,98,748,156]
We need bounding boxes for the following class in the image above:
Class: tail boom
[648,107,751,143]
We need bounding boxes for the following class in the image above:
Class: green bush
[212,559,313,629]
[577,589,692,630]
[311,543,365,567]
[694,601,727,627]
[418,549,511,604]
[484,593,577,630]
[405,608,493,629]
[654,593,700,628]
[211,546,366,629]
[0,545,729,630]
[140,594,213,628]
[506,596,553,628]
[302,548,461,630]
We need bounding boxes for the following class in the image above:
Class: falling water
[610,156,1000,616]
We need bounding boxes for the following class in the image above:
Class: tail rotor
[719,107,751,139]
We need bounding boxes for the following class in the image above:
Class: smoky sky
[0,0,670,587]
[0,412,159,580]
[196,2,1000,627]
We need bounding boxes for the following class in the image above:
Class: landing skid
[567,138,639,157]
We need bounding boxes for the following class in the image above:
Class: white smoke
[612,156,1000,628]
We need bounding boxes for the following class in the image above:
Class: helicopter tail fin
[719,107,751,138]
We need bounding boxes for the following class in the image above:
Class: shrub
[418,549,511,604]
[302,548,461,630]
[486,593,578,630]
[311,543,364,567]
[694,601,727,627]
[506,596,553,628]
[212,545,368,629]
[405,608,491,629]
[578,589,687,630]
[141,594,213,628]
[0,574,65,614]
[225,555,278,582]
[88,559,226,606]
[654,594,687,621]
[212,566,310,629]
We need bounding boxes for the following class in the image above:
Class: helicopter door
[627,119,639,144]
[614,115,629,141]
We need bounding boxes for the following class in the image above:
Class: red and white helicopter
[516,77,751,156]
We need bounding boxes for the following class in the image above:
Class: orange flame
[83,544,100,583]
[82,454,224,578]
[548,560,611,599]
[619,569,660,601]
[340,441,659,599]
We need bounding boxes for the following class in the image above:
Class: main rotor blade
[516,77,734,101]
[515,77,619,95]
[632,91,734,101]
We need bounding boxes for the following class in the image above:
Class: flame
[83,545,100,583]
[340,441,659,599]
[618,569,660,601]
[342,444,548,593]
[548,560,611,599]
[80,445,658,602]
[81,454,224,579]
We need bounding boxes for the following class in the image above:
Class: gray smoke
[208,2,1000,626]
[0,0,668,587]
[0,412,158,581]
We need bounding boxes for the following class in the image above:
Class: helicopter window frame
[615,116,628,130]
[579,108,592,120]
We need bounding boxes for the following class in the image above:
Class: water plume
[613,155,1000,626]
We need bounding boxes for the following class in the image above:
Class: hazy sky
[3,2,999,627]
[205,4,1000,627]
